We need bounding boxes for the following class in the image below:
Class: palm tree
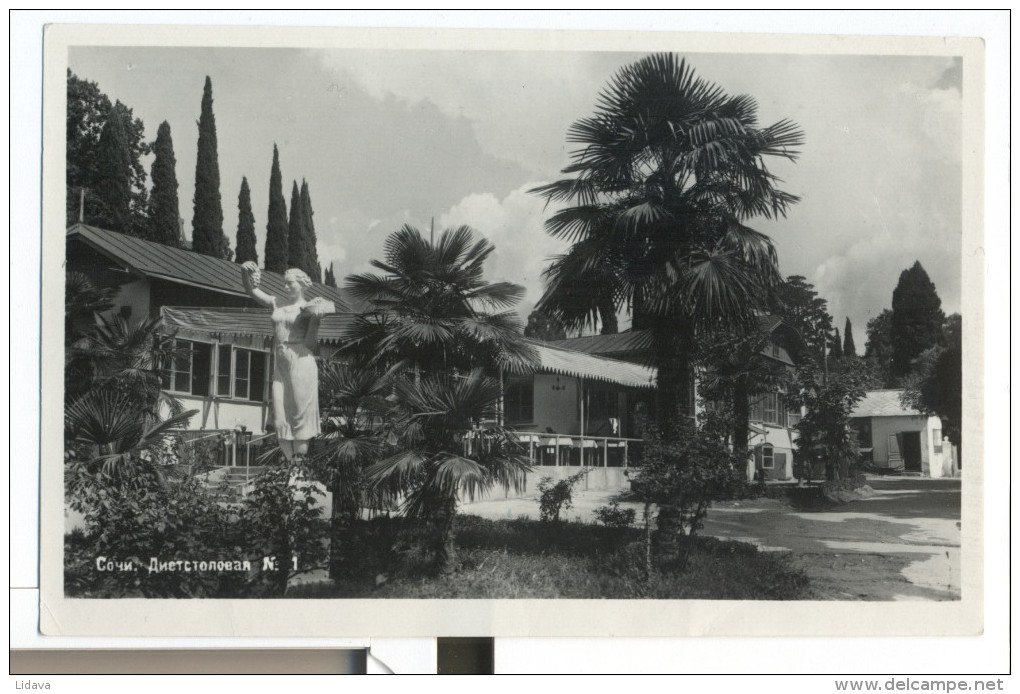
[365,368,530,570]
[533,53,803,423]
[65,388,198,505]
[341,224,537,376]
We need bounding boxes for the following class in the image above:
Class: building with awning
[549,317,810,482]
[68,226,657,481]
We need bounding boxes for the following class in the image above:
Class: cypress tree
[234,177,258,264]
[148,121,181,247]
[843,317,857,357]
[865,308,895,387]
[829,328,843,360]
[92,106,132,233]
[191,76,226,257]
[300,179,321,281]
[323,262,337,288]
[890,261,945,378]
[287,181,307,272]
[263,145,289,273]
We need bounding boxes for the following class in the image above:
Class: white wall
[529,373,580,435]
[756,425,795,480]
[869,415,935,470]
[175,394,269,433]
[924,415,950,478]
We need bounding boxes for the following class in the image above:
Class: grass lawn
[289,514,810,600]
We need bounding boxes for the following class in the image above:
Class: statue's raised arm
[241,261,275,308]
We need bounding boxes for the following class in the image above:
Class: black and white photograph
[37,22,988,640]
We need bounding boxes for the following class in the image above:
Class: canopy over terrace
[525,339,656,390]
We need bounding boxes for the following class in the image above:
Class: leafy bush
[630,416,746,572]
[65,462,329,598]
[237,466,329,596]
[536,469,588,522]
[593,501,637,528]
[64,474,251,598]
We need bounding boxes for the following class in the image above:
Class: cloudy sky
[68,45,963,347]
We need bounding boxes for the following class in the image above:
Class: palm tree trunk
[732,375,750,470]
[598,295,618,335]
[651,317,695,429]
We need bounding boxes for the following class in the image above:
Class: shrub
[536,469,588,522]
[237,466,329,596]
[630,416,746,573]
[593,501,637,528]
[64,474,251,598]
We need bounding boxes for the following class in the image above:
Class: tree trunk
[650,317,695,429]
[328,475,355,580]
[598,295,618,335]
[427,493,458,572]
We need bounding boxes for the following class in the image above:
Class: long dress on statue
[270,298,321,441]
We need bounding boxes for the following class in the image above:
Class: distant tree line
[66,70,329,281]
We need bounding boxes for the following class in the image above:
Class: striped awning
[161,306,354,347]
[529,341,656,389]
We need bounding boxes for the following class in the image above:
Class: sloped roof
[548,330,652,356]
[551,316,807,364]
[529,340,656,389]
[851,390,924,418]
[67,223,359,309]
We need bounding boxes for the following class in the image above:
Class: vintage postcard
[40,23,985,638]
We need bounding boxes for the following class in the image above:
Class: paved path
[461,477,961,601]
[701,478,961,600]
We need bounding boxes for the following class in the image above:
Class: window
[750,396,764,423]
[763,393,778,425]
[163,339,267,401]
[216,344,268,401]
[161,339,212,396]
[787,404,802,428]
[750,393,783,426]
[760,444,774,469]
[853,418,872,448]
[504,379,534,423]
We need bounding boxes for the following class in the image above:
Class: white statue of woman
[241,262,334,464]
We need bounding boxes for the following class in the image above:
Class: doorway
[900,431,922,472]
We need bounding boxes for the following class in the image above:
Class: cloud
[314,49,645,177]
[437,183,570,320]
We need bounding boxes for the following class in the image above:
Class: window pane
[788,408,801,428]
[250,351,267,402]
[217,344,232,396]
[764,393,778,425]
[750,396,764,422]
[234,349,250,400]
[191,343,212,396]
[170,340,192,393]
[173,344,191,372]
